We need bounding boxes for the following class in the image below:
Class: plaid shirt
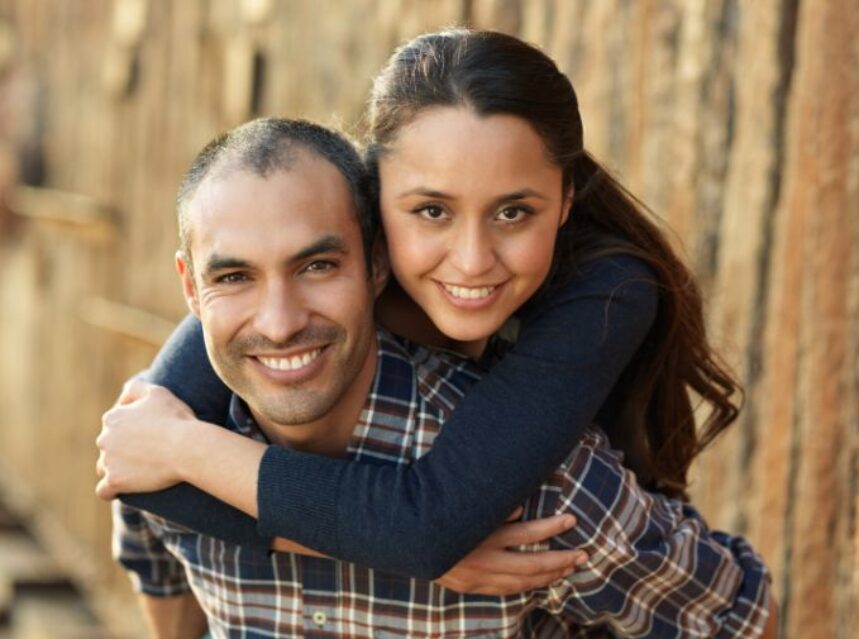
[114,329,771,638]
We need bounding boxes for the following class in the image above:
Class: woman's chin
[431,322,495,357]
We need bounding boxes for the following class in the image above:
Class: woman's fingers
[433,512,589,596]
[504,505,525,522]
[481,547,588,575]
[435,547,587,595]
[491,513,577,547]
[118,377,153,406]
[438,567,574,595]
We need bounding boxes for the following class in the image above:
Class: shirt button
[312,610,327,627]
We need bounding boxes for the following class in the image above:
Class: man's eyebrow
[289,235,348,263]
[203,255,253,275]
[201,236,348,277]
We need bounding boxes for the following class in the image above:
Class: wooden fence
[0,1,856,637]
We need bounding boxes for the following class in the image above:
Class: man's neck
[249,332,380,457]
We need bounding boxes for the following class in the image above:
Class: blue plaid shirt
[114,329,771,638]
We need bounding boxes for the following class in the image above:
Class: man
[107,118,773,638]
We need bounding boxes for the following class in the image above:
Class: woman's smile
[436,280,505,308]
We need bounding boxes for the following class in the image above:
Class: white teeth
[258,349,321,372]
[443,284,496,300]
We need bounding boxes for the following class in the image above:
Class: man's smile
[256,347,324,372]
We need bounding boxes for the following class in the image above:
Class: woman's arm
[121,255,656,577]
[117,315,268,548]
[255,255,657,577]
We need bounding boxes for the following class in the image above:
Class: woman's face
[378,107,571,349]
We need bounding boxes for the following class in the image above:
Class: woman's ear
[560,186,574,226]
[369,237,391,298]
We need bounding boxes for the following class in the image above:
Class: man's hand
[138,592,208,639]
[95,380,197,500]
[434,508,587,595]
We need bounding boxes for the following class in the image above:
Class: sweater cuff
[256,446,341,552]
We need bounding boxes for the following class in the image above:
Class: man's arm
[111,501,206,637]
[138,593,208,639]
[540,429,773,638]
[761,598,780,639]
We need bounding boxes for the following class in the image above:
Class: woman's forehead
[379,107,561,198]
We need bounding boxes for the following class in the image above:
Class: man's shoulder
[377,329,483,419]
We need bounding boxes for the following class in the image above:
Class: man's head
[177,118,377,272]
[175,119,387,444]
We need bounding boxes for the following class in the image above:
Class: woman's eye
[415,205,448,221]
[496,206,531,223]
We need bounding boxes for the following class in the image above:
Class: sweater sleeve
[256,255,658,578]
[118,315,268,549]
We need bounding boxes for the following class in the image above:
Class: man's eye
[495,206,531,223]
[216,272,248,284]
[304,260,337,273]
[414,205,448,221]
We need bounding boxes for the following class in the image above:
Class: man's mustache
[228,326,344,355]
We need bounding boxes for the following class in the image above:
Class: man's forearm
[761,598,780,639]
[139,592,208,639]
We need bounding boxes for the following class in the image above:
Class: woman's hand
[95,380,198,499]
[434,508,587,595]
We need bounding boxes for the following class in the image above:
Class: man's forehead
[185,161,362,265]
[189,152,355,216]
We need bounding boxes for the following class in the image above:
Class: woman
[97,28,774,633]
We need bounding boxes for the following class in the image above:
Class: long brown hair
[366,28,741,500]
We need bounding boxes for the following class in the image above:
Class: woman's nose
[448,221,496,276]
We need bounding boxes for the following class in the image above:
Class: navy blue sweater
[121,255,657,579]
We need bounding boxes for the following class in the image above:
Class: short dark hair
[177,118,376,267]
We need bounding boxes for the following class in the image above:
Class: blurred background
[0,0,855,637]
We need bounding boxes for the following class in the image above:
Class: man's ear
[175,250,201,317]
[560,186,574,227]
[369,237,390,298]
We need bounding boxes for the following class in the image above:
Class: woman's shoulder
[568,253,657,291]
[523,253,658,319]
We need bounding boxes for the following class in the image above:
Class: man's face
[178,153,382,438]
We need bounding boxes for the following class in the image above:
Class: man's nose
[252,281,309,345]
[449,219,497,277]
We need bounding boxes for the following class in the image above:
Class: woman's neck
[375,280,488,359]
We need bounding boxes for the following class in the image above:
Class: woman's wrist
[170,417,219,484]
[167,417,266,518]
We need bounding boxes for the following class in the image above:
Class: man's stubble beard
[211,323,373,427]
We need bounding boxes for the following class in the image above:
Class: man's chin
[247,393,333,428]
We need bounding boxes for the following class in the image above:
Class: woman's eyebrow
[396,187,549,202]
[495,188,550,202]
[396,187,457,200]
